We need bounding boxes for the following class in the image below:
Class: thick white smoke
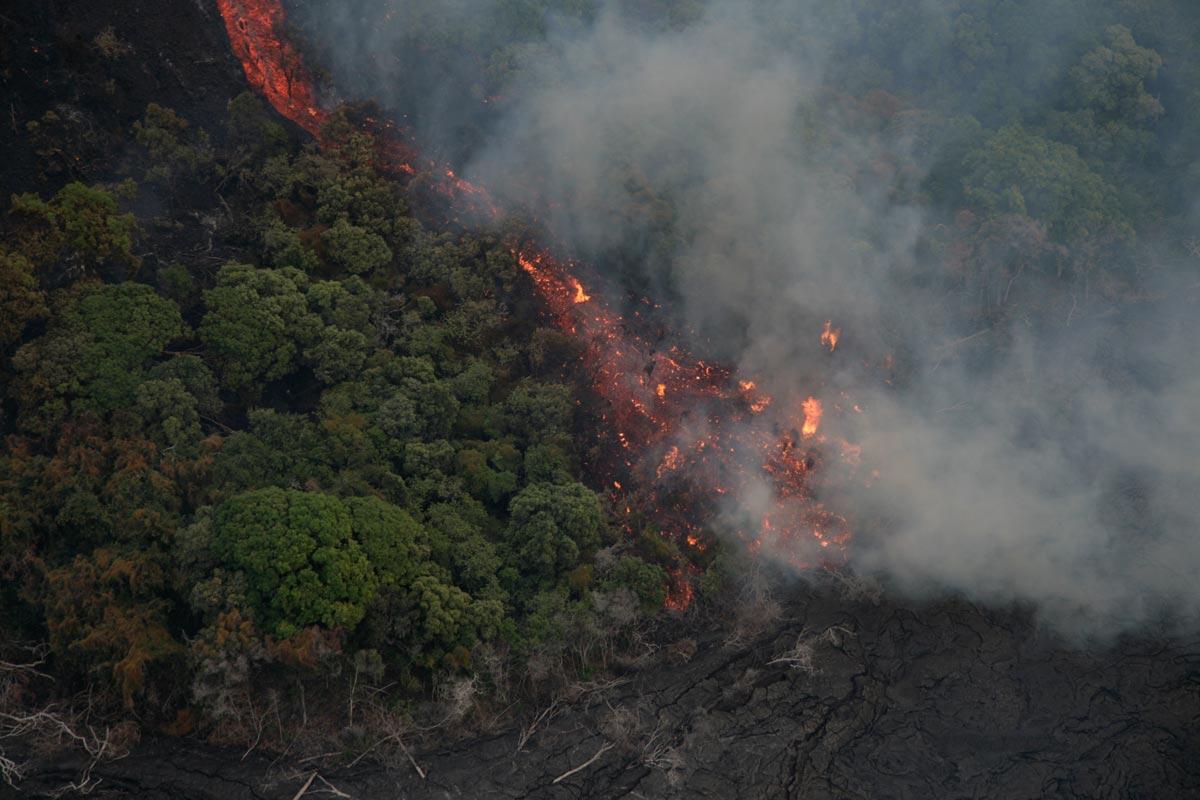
[295,0,1200,637]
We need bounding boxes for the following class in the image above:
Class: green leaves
[213,488,378,637]
[200,264,381,393]
[506,482,603,582]
[1069,26,1163,123]
[11,282,185,432]
[344,495,429,588]
[210,487,505,657]
[132,103,215,184]
[962,124,1130,241]
[10,182,138,274]
[322,217,393,274]
[0,249,46,348]
[199,263,317,394]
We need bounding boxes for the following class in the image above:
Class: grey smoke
[294,0,1200,637]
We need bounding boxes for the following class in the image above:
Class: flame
[665,571,695,611]
[570,277,590,304]
[218,0,863,610]
[802,396,822,438]
[821,320,840,352]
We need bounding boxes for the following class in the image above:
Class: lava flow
[218,0,858,605]
[217,0,325,138]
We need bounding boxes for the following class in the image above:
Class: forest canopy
[2,0,1199,761]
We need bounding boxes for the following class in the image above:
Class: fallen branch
[346,732,425,780]
[289,771,317,800]
[515,699,561,753]
[314,774,353,798]
[0,708,118,794]
[394,736,426,780]
[552,742,614,785]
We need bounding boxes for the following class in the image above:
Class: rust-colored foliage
[42,548,182,709]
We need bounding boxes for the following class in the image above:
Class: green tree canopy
[1069,25,1163,123]
[344,495,429,588]
[212,487,378,637]
[962,124,1130,241]
[9,182,138,274]
[0,249,47,348]
[199,263,321,394]
[11,282,185,432]
[506,482,603,582]
[322,217,393,274]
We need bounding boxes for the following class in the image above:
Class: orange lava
[217,0,326,138]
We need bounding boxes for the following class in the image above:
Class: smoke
[293,0,1200,637]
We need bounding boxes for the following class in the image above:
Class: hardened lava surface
[22,587,1200,800]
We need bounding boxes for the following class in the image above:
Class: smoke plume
[292,0,1200,636]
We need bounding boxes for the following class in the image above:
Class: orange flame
[821,320,840,352]
[802,397,823,438]
[216,0,326,138]
[570,277,591,304]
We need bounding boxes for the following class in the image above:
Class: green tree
[212,488,378,637]
[603,556,669,610]
[1069,25,1164,123]
[305,326,368,384]
[148,355,222,418]
[344,495,429,588]
[228,93,286,153]
[134,378,202,450]
[395,574,502,667]
[9,182,138,275]
[11,282,185,432]
[962,124,1130,241]
[307,277,374,332]
[503,381,573,443]
[322,217,393,274]
[132,103,214,184]
[0,250,47,348]
[506,482,603,582]
[199,263,321,394]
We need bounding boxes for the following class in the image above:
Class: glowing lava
[218,0,861,607]
[217,0,326,138]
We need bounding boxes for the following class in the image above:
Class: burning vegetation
[216,0,861,605]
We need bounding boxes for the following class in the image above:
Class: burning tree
[216,0,862,607]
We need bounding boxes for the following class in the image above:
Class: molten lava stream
[218,0,854,608]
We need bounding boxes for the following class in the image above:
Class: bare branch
[552,742,614,784]
[290,771,317,800]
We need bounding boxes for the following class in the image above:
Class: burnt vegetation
[1,0,1199,798]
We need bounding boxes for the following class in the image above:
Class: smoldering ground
[291,0,1200,637]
